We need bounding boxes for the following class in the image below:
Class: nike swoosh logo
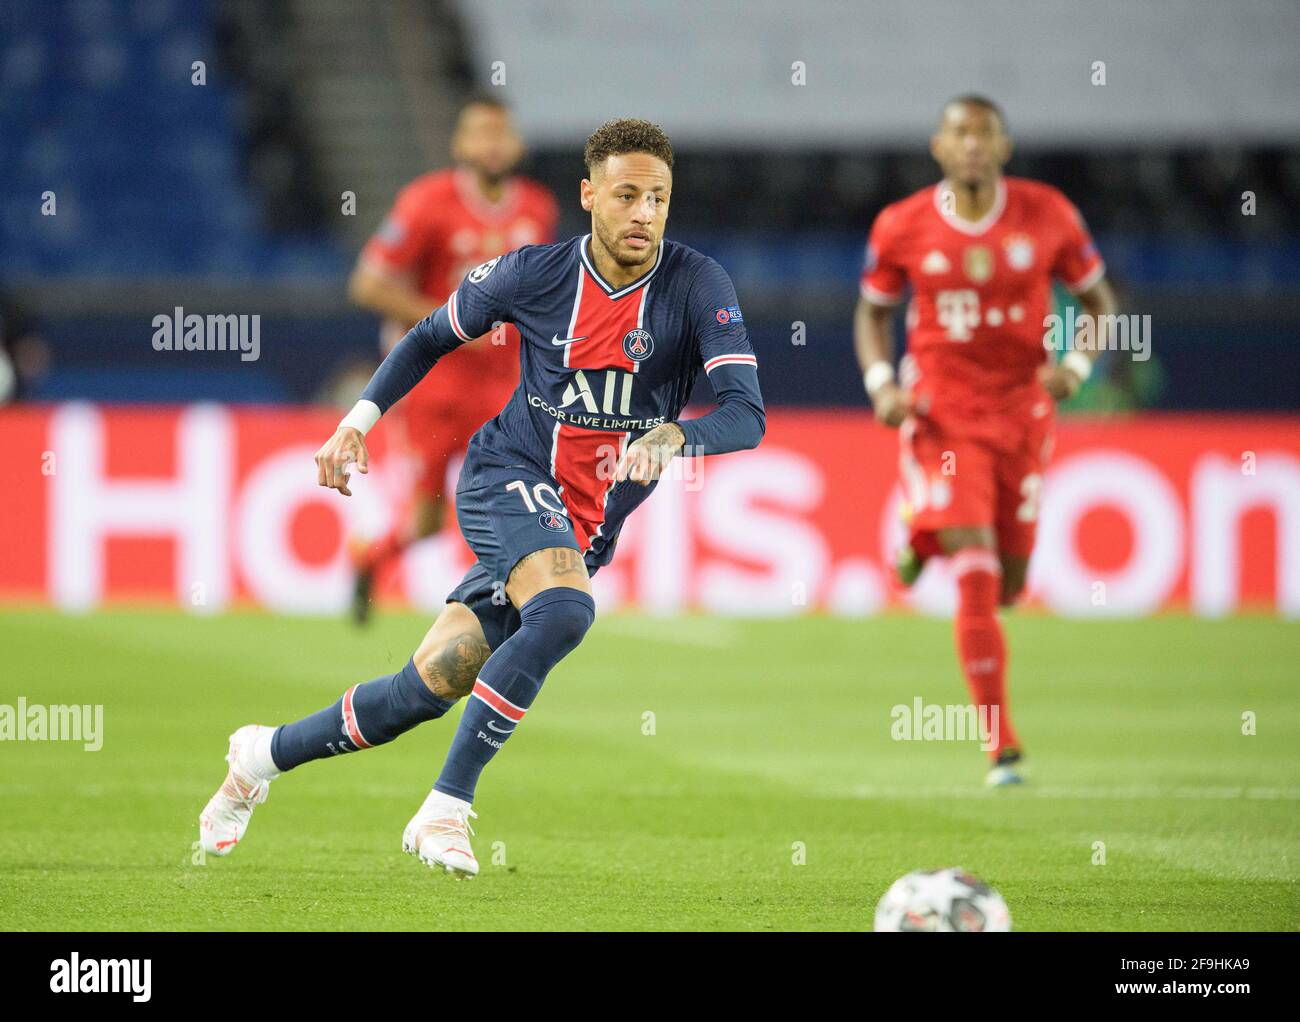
[486,720,515,734]
[551,333,588,346]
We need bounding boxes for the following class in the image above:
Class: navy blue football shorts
[444,457,591,651]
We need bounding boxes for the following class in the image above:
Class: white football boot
[985,748,1026,788]
[402,789,480,878]
[198,725,278,856]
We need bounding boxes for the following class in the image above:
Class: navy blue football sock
[434,587,595,802]
[270,658,453,771]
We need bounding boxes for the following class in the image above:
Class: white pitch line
[820,785,1300,801]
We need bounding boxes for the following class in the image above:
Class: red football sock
[951,548,1019,761]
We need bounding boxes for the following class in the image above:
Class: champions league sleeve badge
[468,255,502,283]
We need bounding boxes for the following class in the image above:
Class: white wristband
[864,361,896,398]
[1062,351,1093,382]
[338,399,382,436]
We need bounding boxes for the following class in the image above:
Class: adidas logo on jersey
[921,250,951,274]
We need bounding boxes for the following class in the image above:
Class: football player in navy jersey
[199,120,765,877]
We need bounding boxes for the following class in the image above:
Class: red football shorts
[898,404,1054,559]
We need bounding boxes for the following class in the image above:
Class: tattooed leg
[413,601,493,701]
[505,545,592,608]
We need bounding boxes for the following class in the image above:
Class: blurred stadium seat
[2,0,1297,409]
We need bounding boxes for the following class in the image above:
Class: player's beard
[592,212,656,268]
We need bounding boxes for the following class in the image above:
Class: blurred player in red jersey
[347,94,559,623]
[854,96,1117,786]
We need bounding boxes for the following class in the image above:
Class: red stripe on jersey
[551,270,645,549]
[703,353,757,374]
[565,270,642,372]
[553,424,626,551]
[447,290,472,342]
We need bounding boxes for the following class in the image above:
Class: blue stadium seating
[0,0,343,278]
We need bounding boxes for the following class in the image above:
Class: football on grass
[874,868,1012,932]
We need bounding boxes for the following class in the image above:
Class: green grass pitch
[1,608,1297,931]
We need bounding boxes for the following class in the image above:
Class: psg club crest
[1003,234,1036,271]
[468,255,501,283]
[538,511,569,533]
[963,245,994,284]
[622,328,654,362]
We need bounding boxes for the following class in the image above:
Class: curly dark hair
[583,118,674,174]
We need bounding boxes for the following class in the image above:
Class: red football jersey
[361,167,559,409]
[861,176,1104,419]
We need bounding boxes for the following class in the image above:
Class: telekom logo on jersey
[936,290,981,341]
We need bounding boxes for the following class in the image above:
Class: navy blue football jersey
[363,234,764,568]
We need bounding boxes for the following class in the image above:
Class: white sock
[425,788,471,813]
[240,725,281,782]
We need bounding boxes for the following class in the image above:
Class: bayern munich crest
[1003,234,1036,271]
[538,510,569,532]
[622,328,654,362]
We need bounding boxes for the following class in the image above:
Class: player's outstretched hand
[614,422,686,486]
[314,426,369,497]
[1040,364,1083,402]
[871,382,910,428]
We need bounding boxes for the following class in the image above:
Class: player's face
[581,153,672,268]
[452,104,524,183]
[930,103,1011,188]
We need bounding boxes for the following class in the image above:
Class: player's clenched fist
[870,382,910,428]
[314,426,369,497]
[614,422,686,485]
